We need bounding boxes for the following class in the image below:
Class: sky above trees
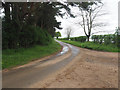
[56,0,119,38]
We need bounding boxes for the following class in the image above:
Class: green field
[60,40,119,52]
[2,41,61,69]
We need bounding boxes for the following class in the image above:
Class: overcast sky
[56,0,120,38]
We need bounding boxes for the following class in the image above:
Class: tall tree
[2,2,75,49]
[76,2,104,41]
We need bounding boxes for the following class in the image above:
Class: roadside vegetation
[59,34,120,52]
[60,40,119,52]
[2,2,74,69]
[2,2,119,69]
[2,41,61,69]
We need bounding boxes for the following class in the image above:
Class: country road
[2,40,118,88]
[2,40,80,88]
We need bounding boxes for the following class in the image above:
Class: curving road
[2,40,80,88]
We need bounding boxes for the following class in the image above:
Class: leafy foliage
[70,36,87,42]
[2,2,74,49]
[59,36,87,42]
[55,31,61,39]
[60,40,119,52]
[91,34,119,45]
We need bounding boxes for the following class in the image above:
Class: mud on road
[37,47,118,88]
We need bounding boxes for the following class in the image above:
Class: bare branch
[91,3,103,23]
[80,7,88,36]
[92,22,107,28]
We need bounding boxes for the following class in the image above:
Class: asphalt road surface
[2,40,79,88]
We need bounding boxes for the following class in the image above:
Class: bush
[19,25,38,48]
[91,35,104,44]
[91,34,118,45]
[76,36,86,42]
[60,40,119,52]
[2,22,20,49]
[58,36,87,42]
[2,30,9,49]
[2,24,53,49]
[36,27,52,45]
[104,35,112,45]
[70,36,87,42]
[58,38,68,40]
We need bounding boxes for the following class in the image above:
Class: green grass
[2,40,61,69]
[60,40,120,52]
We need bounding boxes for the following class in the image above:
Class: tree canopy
[2,2,74,49]
[55,31,61,39]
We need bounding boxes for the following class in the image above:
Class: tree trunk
[67,35,70,40]
[87,36,90,42]
[4,2,11,22]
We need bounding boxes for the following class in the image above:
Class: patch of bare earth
[41,48,118,88]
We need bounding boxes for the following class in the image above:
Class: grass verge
[60,40,120,52]
[2,40,61,69]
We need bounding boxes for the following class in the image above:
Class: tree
[76,2,104,41]
[65,27,73,40]
[1,2,75,49]
[55,31,61,39]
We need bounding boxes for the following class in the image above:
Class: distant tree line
[58,36,87,43]
[91,28,120,46]
[91,34,119,45]
[58,30,119,46]
[70,36,87,42]
[58,33,119,46]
